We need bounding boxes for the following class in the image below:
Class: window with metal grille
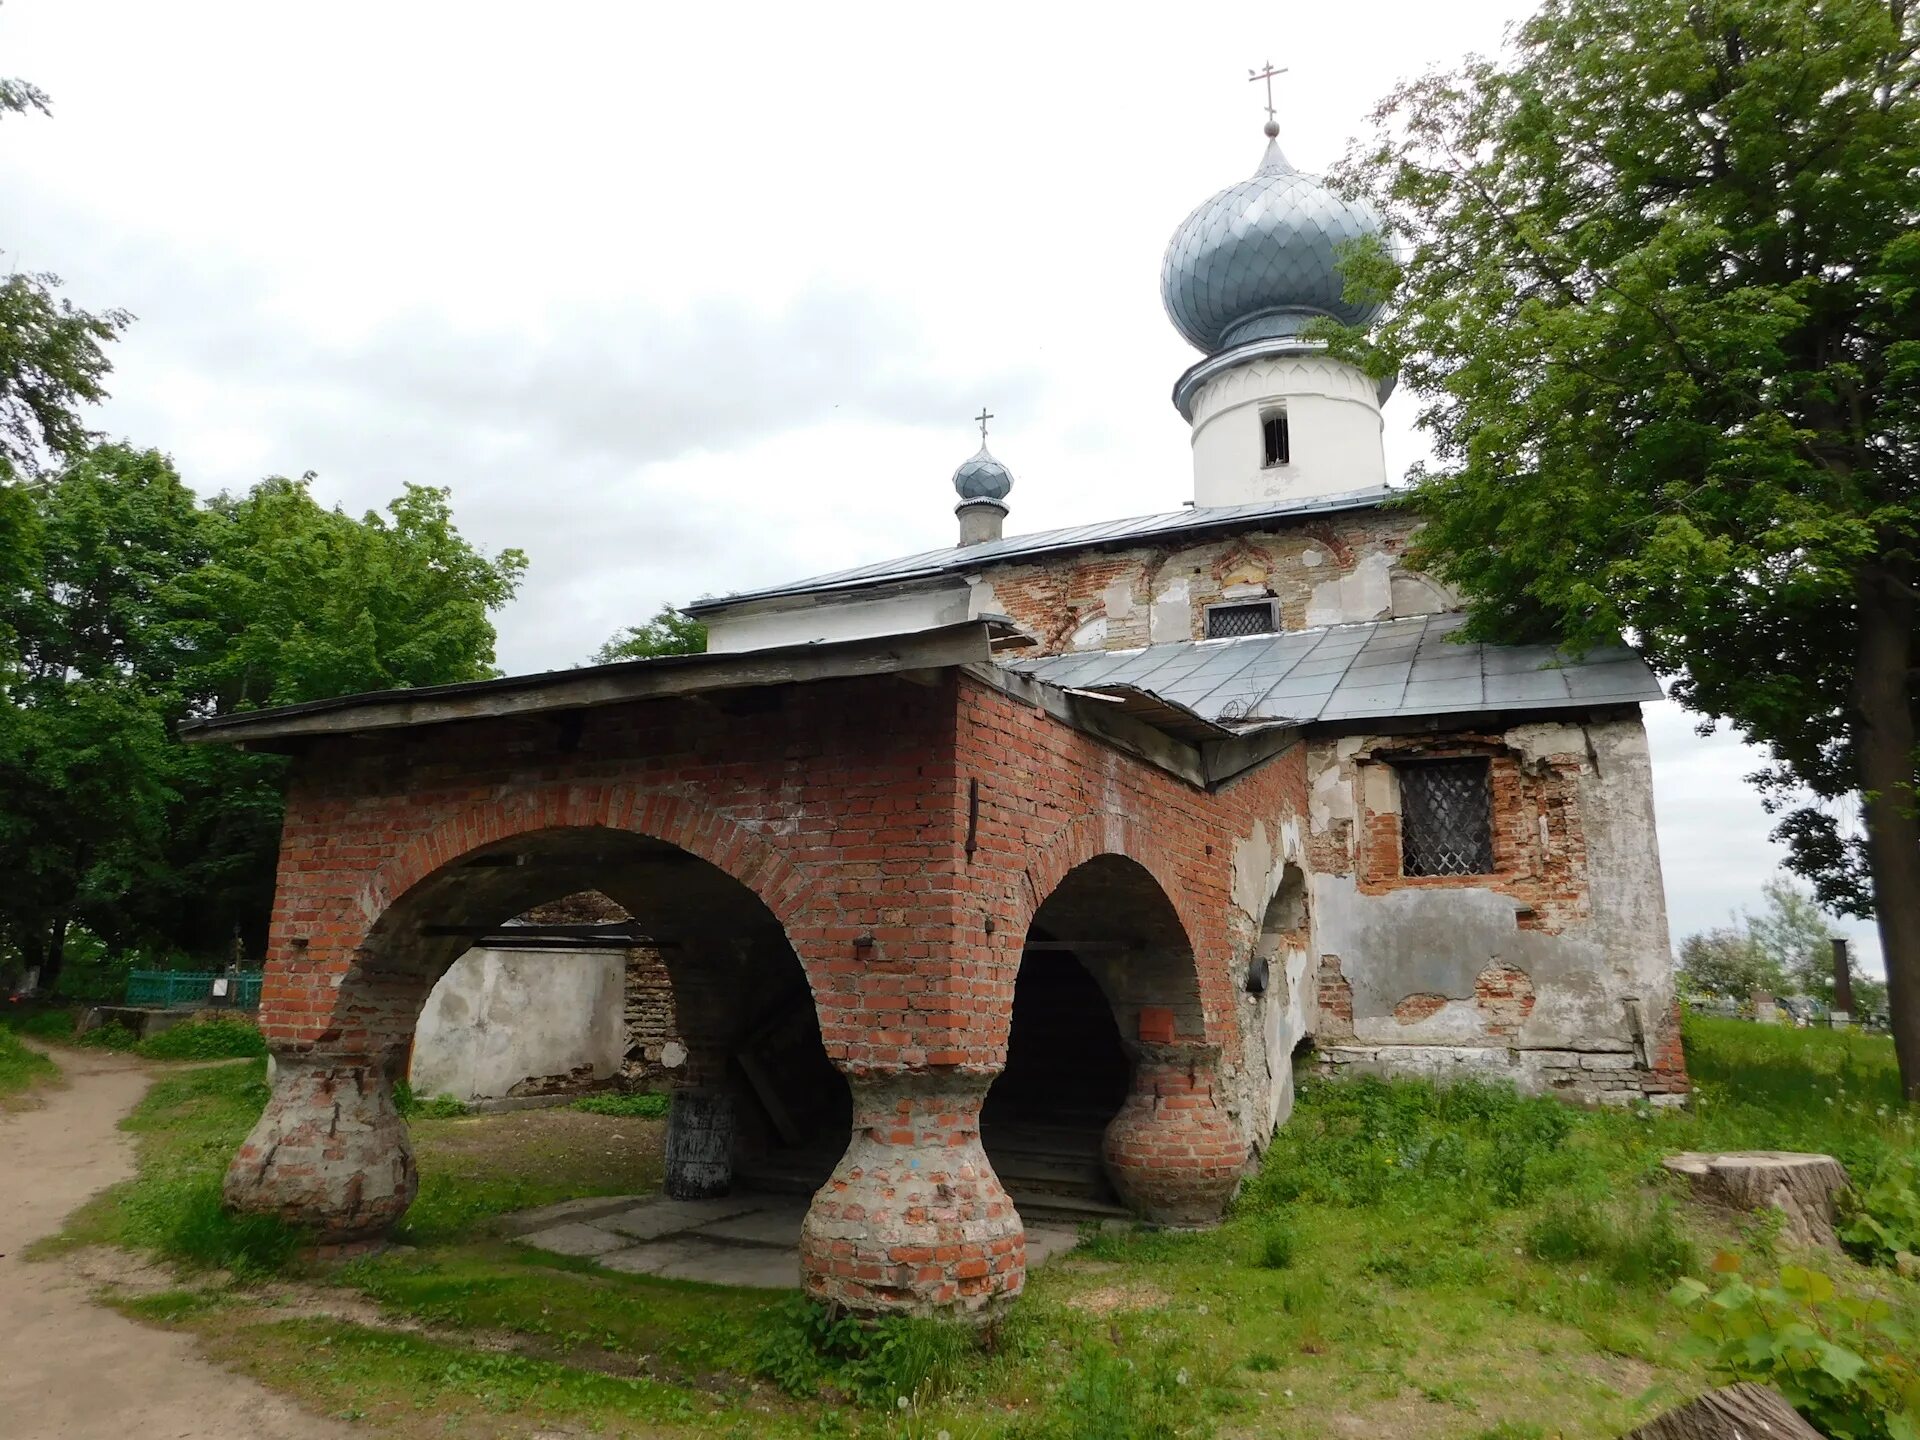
[1398,759,1494,876]
[1206,600,1278,639]
[1262,412,1290,467]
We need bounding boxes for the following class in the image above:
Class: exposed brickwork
[1474,963,1538,1037]
[979,510,1423,654]
[1102,1045,1248,1225]
[1315,955,1355,1040]
[1393,992,1448,1024]
[800,1073,1023,1317]
[223,1057,417,1241]
[621,945,680,1085]
[1348,734,1591,933]
[231,670,1314,1314]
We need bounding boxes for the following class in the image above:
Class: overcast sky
[0,0,1883,973]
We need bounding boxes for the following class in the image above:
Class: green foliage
[1250,1220,1294,1270]
[1838,1151,1920,1269]
[1673,1259,1920,1439]
[571,1091,669,1118]
[134,1016,267,1061]
[1,1004,79,1040]
[1241,1075,1579,1212]
[1525,1199,1698,1286]
[1677,927,1786,1001]
[76,1020,138,1051]
[1325,0,1920,1095]
[0,447,525,983]
[0,1023,57,1097]
[592,603,707,663]
[753,1296,974,1408]
[392,1078,469,1120]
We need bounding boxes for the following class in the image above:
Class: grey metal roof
[1161,136,1388,353]
[684,485,1394,616]
[1001,613,1662,729]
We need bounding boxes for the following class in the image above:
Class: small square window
[1398,759,1494,876]
[1206,600,1278,639]
[1262,413,1290,467]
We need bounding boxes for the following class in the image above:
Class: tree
[1748,876,1836,1000]
[0,50,130,474]
[593,604,706,663]
[1331,0,1920,1096]
[1676,926,1783,1000]
[0,447,527,988]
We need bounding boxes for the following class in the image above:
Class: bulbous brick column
[224,1054,418,1242]
[1103,1042,1248,1227]
[801,1071,1024,1319]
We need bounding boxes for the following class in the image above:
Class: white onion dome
[1161,135,1388,354]
[952,444,1013,502]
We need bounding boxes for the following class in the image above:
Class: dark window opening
[1398,758,1494,876]
[1206,600,1278,639]
[1262,413,1290,467]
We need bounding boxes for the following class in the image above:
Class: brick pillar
[1102,1042,1247,1227]
[223,1051,418,1243]
[800,1070,1024,1320]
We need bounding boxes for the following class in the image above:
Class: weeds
[0,1025,59,1098]
[1250,1221,1294,1270]
[754,1296,976,1408]
[572,1091,670,1118]
[136,1017,266,1061]
[1525,1199,1698,1285]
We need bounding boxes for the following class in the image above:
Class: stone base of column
[1103,1043,1247,1227]
[223,1055,418,1241]
[801,1072,1023,1320]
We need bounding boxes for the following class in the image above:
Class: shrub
[77,1020,139,1051]
[2,1007,81,1041]
[1838,1151,1920,1270]
[572,1091,669,1119]
[1672,1257,1920,1440]
[136,1017,267,1061]
[392,1079,469,1119]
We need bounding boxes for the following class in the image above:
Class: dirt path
[0,1044,353,1440]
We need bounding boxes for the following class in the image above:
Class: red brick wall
[257,670,1311,1103]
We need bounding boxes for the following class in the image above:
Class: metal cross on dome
[1249,61,1288,126]
[975,407,994,443]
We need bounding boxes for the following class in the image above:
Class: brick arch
[1017,809,1204,946]
[357,784,809,941]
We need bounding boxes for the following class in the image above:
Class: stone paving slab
[688,1201,809,1247]
[599,1197,761,1241]
[510,1191,1081,1291]
[520,1220,632,1257]
[597,1236,802,1288]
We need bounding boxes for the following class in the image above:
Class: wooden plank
[965,664,1209,788]
[183,621,1004,746]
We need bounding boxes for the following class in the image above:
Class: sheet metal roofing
[683,485,1394,615]
[1001,612,1662,729]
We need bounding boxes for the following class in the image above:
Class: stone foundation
[800,1072,1024,1318]
[1103,1044,1248,1225]
[224,1055,419,1240]
[1317,1043,1689,1106]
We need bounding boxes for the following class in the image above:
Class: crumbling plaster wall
[1303,713,1687,1104]
[410,946,625,1102]
[966,510,1451,654]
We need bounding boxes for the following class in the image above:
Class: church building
[193,115,1685,1320]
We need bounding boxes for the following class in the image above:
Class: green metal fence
[125,970,264,1010]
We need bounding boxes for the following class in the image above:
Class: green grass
[573,1090,670,1118]
[48,1012,1920,1439]
[0,1024,59,1101]
[135,1016,266,1061]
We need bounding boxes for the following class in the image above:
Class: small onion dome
[1161,136,1388,354]
[952,444,1013,502]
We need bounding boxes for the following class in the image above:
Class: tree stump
[1662,1151,1849,1249]
[1622,1383,1822,1440]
